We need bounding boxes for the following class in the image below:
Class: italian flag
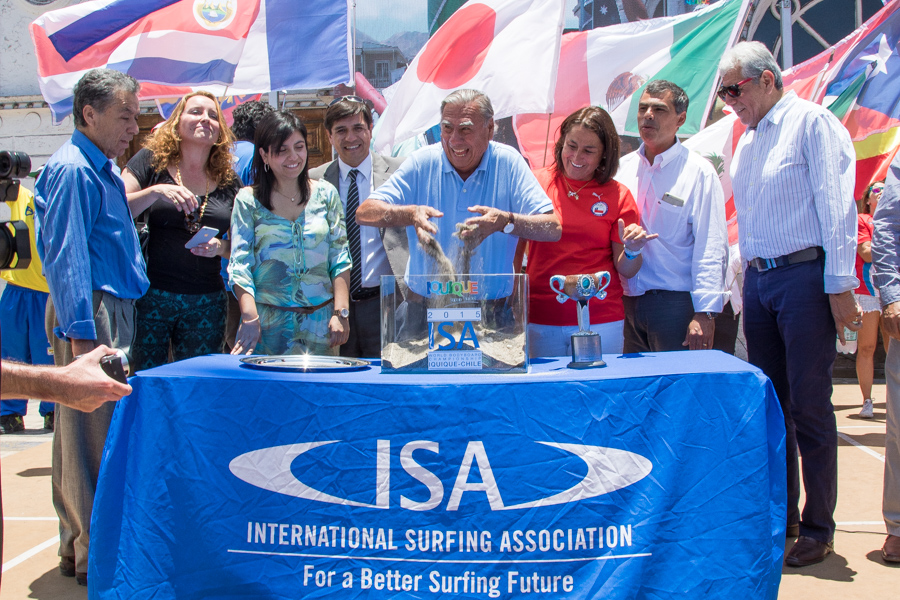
[514,0,751,167]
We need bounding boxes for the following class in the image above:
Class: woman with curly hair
[123,91,240,369]
[228,110,351,356]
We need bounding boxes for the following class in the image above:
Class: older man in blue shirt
[34,68,148,587]
[357,89,561,280]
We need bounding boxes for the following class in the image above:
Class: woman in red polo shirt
[524,106,655,358]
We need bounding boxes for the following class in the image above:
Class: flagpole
[351,0,357,92]
[541,114,553,167]
[700,0,755,132]
[429,0,451,34]
[808,49,835,101]
[780,0,793,69]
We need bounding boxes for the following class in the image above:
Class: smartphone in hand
[185,226,219,249]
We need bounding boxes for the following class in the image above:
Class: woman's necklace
[563,176,592,200]
[273,187,302,204]
[176,163,210,233]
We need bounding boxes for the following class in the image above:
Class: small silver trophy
[549,272,612,369]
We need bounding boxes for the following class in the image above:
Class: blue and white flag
[31,0,352,123]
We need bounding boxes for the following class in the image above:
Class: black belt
[351,286,379,302]
[748,247,824,272]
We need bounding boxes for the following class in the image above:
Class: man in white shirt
[617,80,727,352]
[720,41,862,567]
[309,97,406,358]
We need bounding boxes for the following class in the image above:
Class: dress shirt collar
[338,153,373,183]
[440,140,493,178]
[754,90,797,130]
[637,137,685,169]
[71,128,114,172]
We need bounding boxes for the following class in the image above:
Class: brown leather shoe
[883,534,900,563]
[785,536,833,567]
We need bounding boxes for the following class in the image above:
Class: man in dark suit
[309,97,406,358]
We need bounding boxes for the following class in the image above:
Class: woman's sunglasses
[716,77,755,100]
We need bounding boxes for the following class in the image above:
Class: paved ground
[1,384,896,598]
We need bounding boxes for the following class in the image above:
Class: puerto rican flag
[31,0,352,123]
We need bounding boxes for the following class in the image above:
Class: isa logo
[229,439,653,510]
[427,308,483,370]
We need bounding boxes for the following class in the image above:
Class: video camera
[0,150,32,270]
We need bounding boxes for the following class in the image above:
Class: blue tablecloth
[90,351,785,599]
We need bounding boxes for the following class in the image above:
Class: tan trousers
[886,337,900,537]
[45,291,136,574]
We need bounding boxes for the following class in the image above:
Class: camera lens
[0,151,31,180]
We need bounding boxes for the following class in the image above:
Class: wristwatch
[703,312,719,320]
[502,212,515,234]
[333,308,349,319]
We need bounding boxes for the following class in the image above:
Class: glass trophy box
[380,274,528,374]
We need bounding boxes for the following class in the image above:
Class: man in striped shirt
[719,42,862,567]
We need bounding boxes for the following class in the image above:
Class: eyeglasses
[872,185,885,194]
[329,95,365,107]
[716,77,755,100]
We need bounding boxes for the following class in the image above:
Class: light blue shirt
[369,141,552,278]
[35,129,149,341]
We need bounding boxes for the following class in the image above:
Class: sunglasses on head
[716,77,755,100]
[329,95,366,107]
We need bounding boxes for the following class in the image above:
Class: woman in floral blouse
[228,111,351,356]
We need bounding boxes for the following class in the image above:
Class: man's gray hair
[644,80,689,114]
[440,89,494,122]
[72,68,140,128]
[718,41,784,90]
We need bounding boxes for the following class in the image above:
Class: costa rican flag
[30,0,352,123]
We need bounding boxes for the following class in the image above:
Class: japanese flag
[373,0,565,153]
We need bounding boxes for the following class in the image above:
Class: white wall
[0,1,81,169]
[0,1,82,97]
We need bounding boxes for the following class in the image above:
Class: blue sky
[356,0,581,40]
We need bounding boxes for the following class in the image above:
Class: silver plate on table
[239,355,371,372]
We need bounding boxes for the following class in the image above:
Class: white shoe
[859,398,875,419]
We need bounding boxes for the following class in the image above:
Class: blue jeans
[0,284,54,416]
[744,256,837,543]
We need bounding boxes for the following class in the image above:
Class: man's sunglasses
[716,77,755,100]
[329,95,366,106]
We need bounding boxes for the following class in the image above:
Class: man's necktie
[346,168,363,297]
